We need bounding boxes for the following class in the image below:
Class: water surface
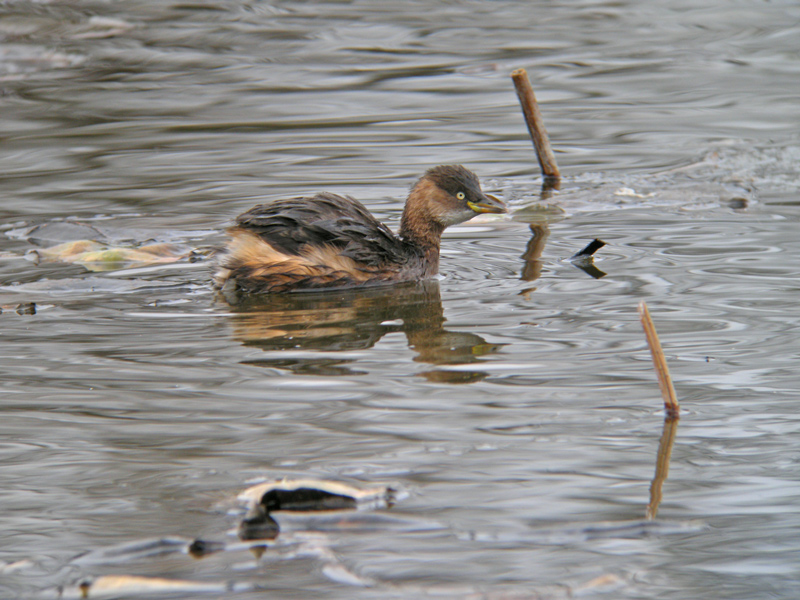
[2,1,800,598]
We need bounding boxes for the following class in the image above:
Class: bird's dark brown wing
[233,192,407,267]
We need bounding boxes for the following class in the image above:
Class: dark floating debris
[261,486,356,512]
[187,539,226,558]
[238,510,280,542]
[571,239,606,259]
[237,479,398,541]
[728,196,748,210]
[0,302,36,315]
[569,239,607,279]
[239,479,397,513]
[16,302,36,315]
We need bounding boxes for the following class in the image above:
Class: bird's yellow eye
[456,192,465,200]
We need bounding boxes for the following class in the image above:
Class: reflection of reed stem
[540,177,561,198]
[520,223,550,282]
[646,416,679,520]
[640,301,680,520]
[511,68,561,180]
[638,301,680,418]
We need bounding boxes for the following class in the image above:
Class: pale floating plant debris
[71,16,135,39]
[64,575,243,599]
[0,47,85,80]
[321,561,376,587]
[29,240,191,272]
[572,573,626,596]
[31,239,103,258]
[0,558,33,574]
[614,187,656,199]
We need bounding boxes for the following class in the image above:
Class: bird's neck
[399,179,445,276]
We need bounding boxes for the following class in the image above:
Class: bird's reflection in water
[227,280,500,383]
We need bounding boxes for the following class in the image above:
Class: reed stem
[638,301,680,418]
[511,68,561,180]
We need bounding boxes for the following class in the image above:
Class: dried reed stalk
[511,68,561,180]
[638,301,680,418]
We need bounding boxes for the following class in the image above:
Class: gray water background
[2,1,800,598]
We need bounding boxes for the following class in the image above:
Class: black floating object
[238,509,280,541]
[571,239,606,259]
[570,239,607,279]
[236,479,400,540]
[238,479,396,514]
[187,539,226,558]
[728,197,748,210]
[0,302,36,316]
[16,302,36,315]
[260,487,357,512]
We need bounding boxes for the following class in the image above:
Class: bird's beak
[468,194,507,214]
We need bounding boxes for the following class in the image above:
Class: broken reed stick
[571,239,606,259]
[638,301,680,418]
[511,68,561,180]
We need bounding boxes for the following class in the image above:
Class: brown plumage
[214,165,506,296]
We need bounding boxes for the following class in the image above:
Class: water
[2,1,800,598]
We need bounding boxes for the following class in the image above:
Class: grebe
[214,165,505,295]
